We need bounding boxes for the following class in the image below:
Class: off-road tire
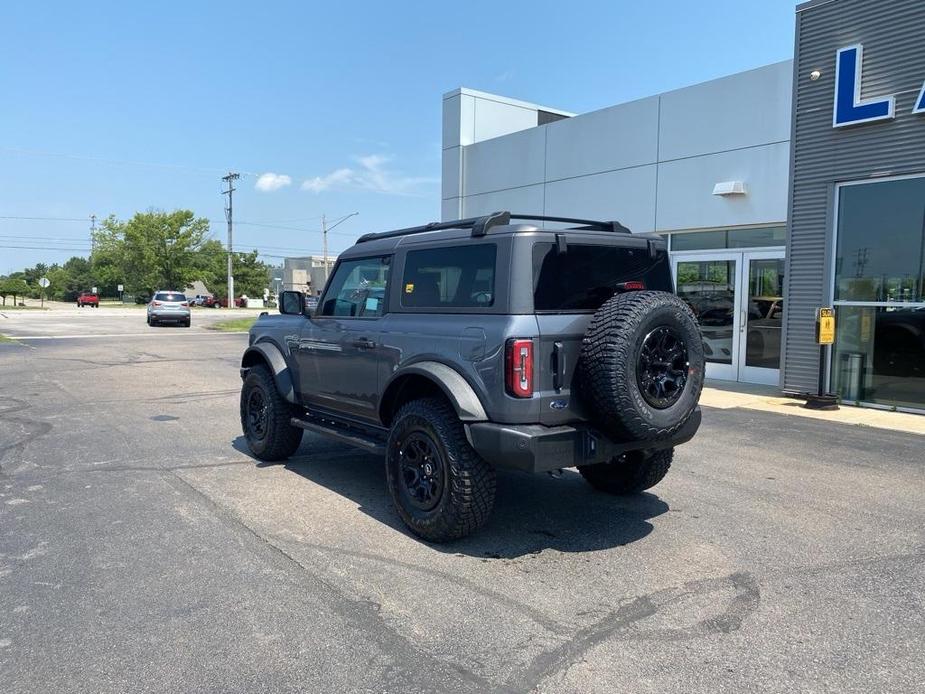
[240,364,303,461]
[578,448,673,495]
[386,398,496,542]
[578,291,704,440]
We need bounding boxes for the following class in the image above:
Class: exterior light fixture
[712,181,747,196]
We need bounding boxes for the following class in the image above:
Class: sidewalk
[700,380,925,436]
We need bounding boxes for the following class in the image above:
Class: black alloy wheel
[636,326,689,409]
[397,431,444,511]
[245,387,269,441]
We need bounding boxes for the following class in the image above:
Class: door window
[319,257,390,318]
[675,260,737,366]
[744,259,784,369]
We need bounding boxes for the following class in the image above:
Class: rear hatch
[152,292,188,311]
[531,239,674,425]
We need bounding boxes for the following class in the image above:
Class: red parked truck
[77,291,99,308]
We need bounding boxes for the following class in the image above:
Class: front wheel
[240,364,303,461]
[578,448,673,495]
[386,398,496,542]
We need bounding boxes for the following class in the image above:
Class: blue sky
[0,1,796,273]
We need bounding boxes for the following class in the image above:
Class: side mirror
[280,290,305,316]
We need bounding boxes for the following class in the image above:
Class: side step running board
[290,417,386,455]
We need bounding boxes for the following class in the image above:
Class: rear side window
[154,293,186,302]
[401,244,496,309]
[532,243,672,311]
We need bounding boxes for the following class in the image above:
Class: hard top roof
[339,212,663,259]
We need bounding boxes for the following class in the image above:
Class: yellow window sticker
[405,283,415,293]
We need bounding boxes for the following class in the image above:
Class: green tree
[206,249,270,299]
[0,278,30,306]
[92,210,211,293]
[234,251,271,297]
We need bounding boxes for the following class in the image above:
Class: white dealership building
[441,0,925,412]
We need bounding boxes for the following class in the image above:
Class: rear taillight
[620,281,646,291]
[153,301,162,306]
[181,302,189,307]
[505,338,534,398]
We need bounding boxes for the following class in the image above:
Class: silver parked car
[147,291,191,327]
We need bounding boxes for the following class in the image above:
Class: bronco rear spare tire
[578,291,704,440]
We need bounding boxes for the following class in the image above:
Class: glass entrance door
[673,253,741,381]
[738,252,785,385]
[673,250,785,385]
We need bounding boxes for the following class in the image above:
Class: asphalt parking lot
[1,309,923,693]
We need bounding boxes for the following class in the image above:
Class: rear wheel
[240,364,303,461]
[578,448,673,495]
[386,398,495,542]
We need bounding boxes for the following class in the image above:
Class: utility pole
[322,214,328,283]
[222,172,240,308]
[89,214,97,253]
[321,212,359,283]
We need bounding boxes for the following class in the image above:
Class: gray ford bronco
[239,212,704,541]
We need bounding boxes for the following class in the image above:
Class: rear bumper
[149,310,190,322]
[465,408,701,473]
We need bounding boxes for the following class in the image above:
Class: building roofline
[441,87,575,117]
[796,0,837,12]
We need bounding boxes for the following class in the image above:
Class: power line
[0,215,90,222]
[0,214,358,237]
[0,146,249,177]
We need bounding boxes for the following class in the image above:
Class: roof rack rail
[354,210,630,244]
[355,211,511,244]
[508,214,631,234]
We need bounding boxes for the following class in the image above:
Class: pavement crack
[160,467,503,693]
[515,572,761,691]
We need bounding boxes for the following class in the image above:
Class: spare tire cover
[578,290,704,441]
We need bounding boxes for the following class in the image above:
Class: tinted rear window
[401,244,496,309]
[532,243,672,311]
[154,293,186,302]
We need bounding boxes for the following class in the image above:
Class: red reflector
[621,281,646,291]
[506,339,534,398]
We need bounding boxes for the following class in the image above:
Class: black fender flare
[381,361,488,423]
[240,342,297,404]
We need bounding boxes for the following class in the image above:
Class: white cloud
[300,154,437,197]
[255,172,292,192]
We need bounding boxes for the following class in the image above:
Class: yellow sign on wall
[816,307,835,345]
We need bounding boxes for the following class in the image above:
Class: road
[1,310,923,693]
[0,303,260,339]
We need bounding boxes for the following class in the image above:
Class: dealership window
[670,226,786,251]
[831,176,925,411]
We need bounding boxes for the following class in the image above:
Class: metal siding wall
[783,0,925,393]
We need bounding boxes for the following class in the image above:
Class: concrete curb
[700,385,925,436]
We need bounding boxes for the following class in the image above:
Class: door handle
[552,341,566,392]
[353,338,377,349]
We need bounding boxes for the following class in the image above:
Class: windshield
[532,242,673,312]
[154,293,186,302]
